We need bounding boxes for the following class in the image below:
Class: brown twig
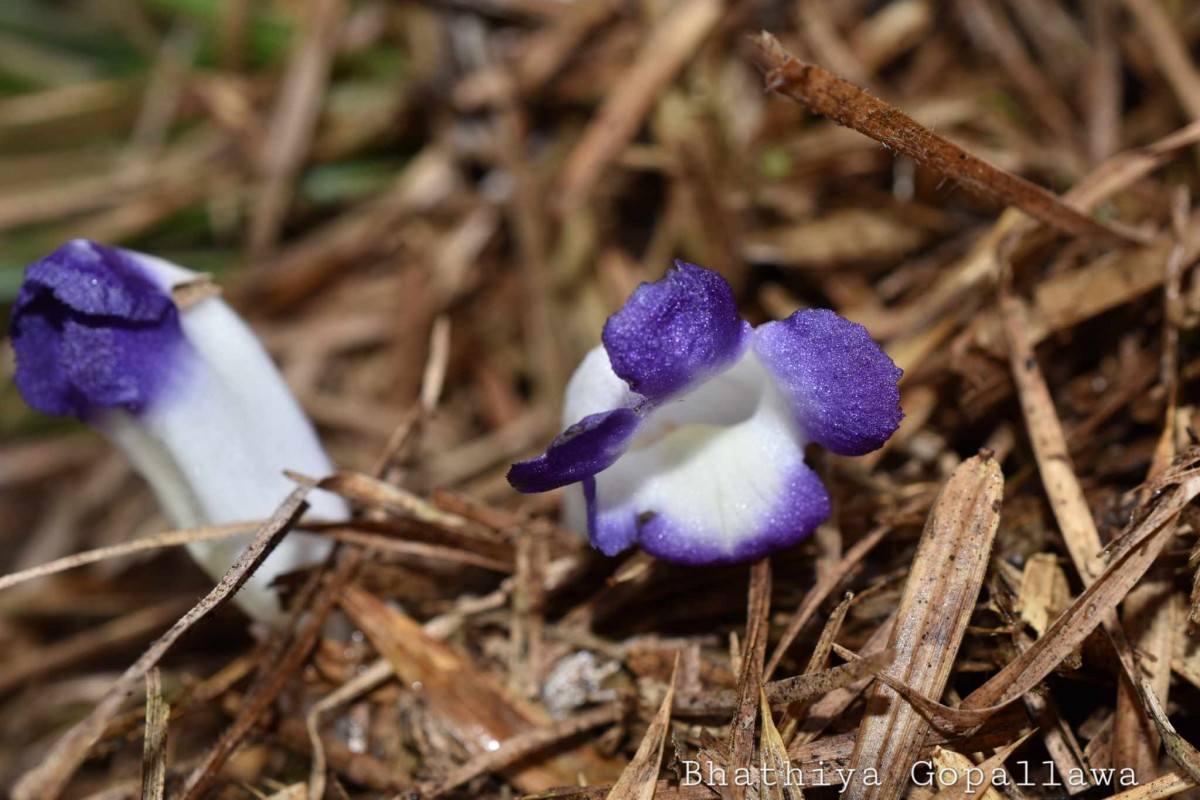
[749,32,1139,246]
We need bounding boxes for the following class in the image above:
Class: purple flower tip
[755,308,903,456]
[601,261,749,401]
[508,407,641,493]
[10,240,184,418]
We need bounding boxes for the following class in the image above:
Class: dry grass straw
[12,488,309,800]
[750,33,1142,246]
[602,657,677,800]
[727,559,770,800]
[139,669,168,800]
[758,689,802,800]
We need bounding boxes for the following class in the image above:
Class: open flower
[508,262,902,564]
[10,239,346,622]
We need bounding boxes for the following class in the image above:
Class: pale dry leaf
[845,452,1004,800]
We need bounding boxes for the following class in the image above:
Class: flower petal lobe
[755,308,903,455]
[639,461,830,563]
[602,261,749,401]
[507,407,641,493]
[12,241,184,417]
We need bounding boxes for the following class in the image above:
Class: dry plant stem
[11,488,310,800]
[83,652,258,752]
[1013,638,1089,791]
[933,749,1005,800]
[683,689,1027,795]
[956,0,1080,152]
[559,552,657,630]
[495,100,562,405]
[1025,211,1200,345]
[420,315,452,413]
[1137,678,1200,783]
[788,614,896,749]
[140,670,168,800]
[758,689,803,800]
[178,545,361,799]
[1121,0,1200,122]
[511,525,549,697]
[314,470,478,531]
[999,291,1106,585]
[0,132,230,233]
[308,357,453,800]
[673,650,894,717]
[1063,121,1200,213]
[786,719,1032,785]
[1149,190,1192,481]
[778,592,852,741]
[603,656,677,800]
[1114,585,1178,780]
[765,526,888,677]
[1108,771,1195,800]
[276,719,404,792]
[1016,553,1070,636]
[931,730,1036,800]
[306,658,395,800]
[512,0,625,93]
[177,545,362,800]
[1000,279,1168,775]
[1006,0,1088,75]
[885,121,1200,347]
[246,144,459,309]
[0,521,264,592]
[728,560,771,800]
[0,599,190,694]
[894,463,1200,729]
[556,0,721,212]
[796,0,870,88]
[424,703,625,798]
[843,453,1003,800]
[320,525,514,572]
[806,592,851,675]
[121,22,202,174]
[16,5,1200,798]
[1114,191,1192,781]
[749,32,1137,246]
[1084,0,1121,164]
[248,0,346,255]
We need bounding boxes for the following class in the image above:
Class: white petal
[99,251,346,622]
[562,345,638,425]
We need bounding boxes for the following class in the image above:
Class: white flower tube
[11,239,347,623]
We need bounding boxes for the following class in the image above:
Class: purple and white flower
[508,262,902,565]
[10,239,346,622]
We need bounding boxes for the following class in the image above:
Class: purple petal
[14,240,172,321]
[602,261,750,401]
[754,309,902,456]
[584,475,636,556]
[507,407,641,493]
[11,240,185,418]
[587,460,830,563]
